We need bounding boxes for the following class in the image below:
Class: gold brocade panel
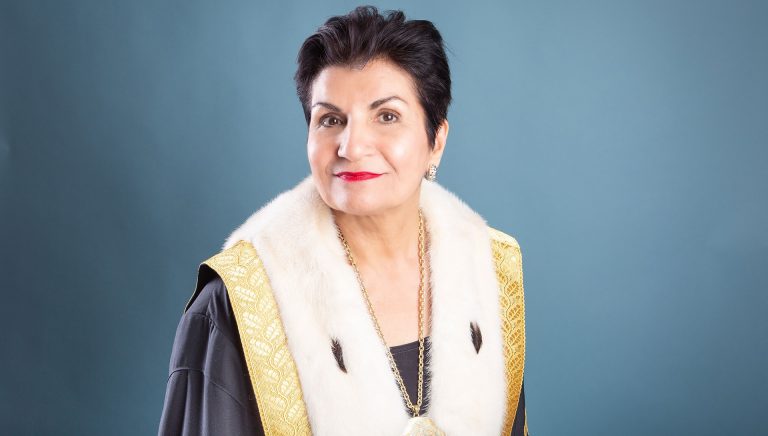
[489,228,527,435]
[204,241,312,436]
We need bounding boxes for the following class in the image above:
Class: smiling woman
[158,5,528,436]
[308,59,447,221]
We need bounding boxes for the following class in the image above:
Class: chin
[330,196,391,217]
[320,187,393,216]
[312,175,412,217]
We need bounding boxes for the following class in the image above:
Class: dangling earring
[425,164,438,181]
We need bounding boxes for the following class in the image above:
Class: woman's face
[307,58,447,217]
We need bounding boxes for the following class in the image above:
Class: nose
[337,119,373,161]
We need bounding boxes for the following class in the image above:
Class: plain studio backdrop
[1,1,766,435]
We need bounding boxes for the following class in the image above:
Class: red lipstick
[336,172,383,182]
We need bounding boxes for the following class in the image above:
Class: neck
[332,197,421,266]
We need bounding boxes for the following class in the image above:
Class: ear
[429,119,449,167]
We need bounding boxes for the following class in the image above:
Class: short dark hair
[294,6,452,147]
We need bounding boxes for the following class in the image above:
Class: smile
[335,172,383,182]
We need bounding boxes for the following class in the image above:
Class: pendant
[401,416,445,436]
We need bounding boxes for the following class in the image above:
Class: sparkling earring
[425,164,438,181]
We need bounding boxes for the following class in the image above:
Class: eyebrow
[370,95,407,109]
[311,102,342,112]
[310,95,407,113]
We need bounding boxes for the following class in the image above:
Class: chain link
[336,210,427,417]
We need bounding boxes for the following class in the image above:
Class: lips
[335,172,383,182]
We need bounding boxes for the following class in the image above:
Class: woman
[158,6,528,436]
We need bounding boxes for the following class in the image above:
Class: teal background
[2,1,766,435]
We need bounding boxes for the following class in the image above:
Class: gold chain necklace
[336,210,427,417]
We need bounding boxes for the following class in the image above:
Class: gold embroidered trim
[489,227,527,435]
[203,240,312,436]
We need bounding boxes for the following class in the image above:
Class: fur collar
[223,176,506,435]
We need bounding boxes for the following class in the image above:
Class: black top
[158,271,527,435]
[389,337,432,416]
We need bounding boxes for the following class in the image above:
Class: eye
[319,114,344,128]
[378,111,399,124]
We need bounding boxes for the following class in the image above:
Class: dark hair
[294,6,452,147]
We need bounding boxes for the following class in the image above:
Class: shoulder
[487,226,522,252]
[182,266,241,346]
[161,268,264,434]
[185,273,225,316]
[487,226,525,285]
[168,266,246,374]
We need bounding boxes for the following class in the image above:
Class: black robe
[158,266,527,435]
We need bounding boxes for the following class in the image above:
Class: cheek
[386,132,429,176]
[389,144,414,170]
[307,137,331,171]
[307,140,319,168]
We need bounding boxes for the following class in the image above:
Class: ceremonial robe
[159,176,529,435]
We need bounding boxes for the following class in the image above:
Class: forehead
[310,58,418,106]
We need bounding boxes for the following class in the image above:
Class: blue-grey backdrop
[1,1,766,435]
